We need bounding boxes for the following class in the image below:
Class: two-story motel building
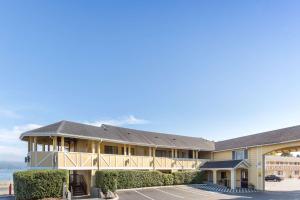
[20,120,300,195]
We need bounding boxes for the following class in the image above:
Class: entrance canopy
[201,159,249,170]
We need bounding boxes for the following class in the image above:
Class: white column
[231,169,236,189]
[213,170,217,184]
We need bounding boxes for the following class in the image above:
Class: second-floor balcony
[25,135,210,171]
[27,151,209,170]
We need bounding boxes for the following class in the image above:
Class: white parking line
[154,188,184,199]
[175,186,212,196]
[135,190,155,200]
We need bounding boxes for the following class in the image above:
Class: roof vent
[172,138,176,140]
[103,125,107,131]
[154,136,159,139]
[128,132,131,135]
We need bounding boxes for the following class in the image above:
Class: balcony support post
[124,144,127,155]
[61,137,64,152]
[42,144,45,152]
[149,147,151,157]
[97,141,102,170]
[28,137,32,152]
[53,136,57,151]
[128,145,131,156]
[34,137,37,152]
[152,147,156,170]
[91,141,95,153]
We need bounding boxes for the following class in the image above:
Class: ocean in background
[0,169,25,182]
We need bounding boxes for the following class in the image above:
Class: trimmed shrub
[96,170,204,192]
[95,170,118,194]
[96,170,164,192]
[162,173,174,185]
[172,171,204,185]
[13,170,68,200]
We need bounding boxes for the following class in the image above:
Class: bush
[162,174,174,185]
[96,170,204,192]
[95,171,118,194]
[173,171,204,185]
[13,170,68,200]
[96,170,164,192]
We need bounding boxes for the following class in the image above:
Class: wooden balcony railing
[27,151,209,170]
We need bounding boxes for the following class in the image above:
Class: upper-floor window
[232,149,248,160]
[104,145,118,154]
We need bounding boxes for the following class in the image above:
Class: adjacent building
[265,155,300,179]
[20,120,300,195]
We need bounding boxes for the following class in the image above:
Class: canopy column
[213,170,217,184]
[231,169,236,189]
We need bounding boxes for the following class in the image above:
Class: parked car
[265,175,283,182]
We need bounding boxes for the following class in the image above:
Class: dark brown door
[241,169,248,188]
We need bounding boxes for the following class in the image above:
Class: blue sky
[1,0,300,161]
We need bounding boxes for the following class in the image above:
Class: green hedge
[96,170,204,193]
[162,173,174,185]
[173,171,203,185]
[13,170,68,200]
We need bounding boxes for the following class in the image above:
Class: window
[104,145,118,154]
[277,171,283,175]
[130,148,135,156]
[295,170,299,175]
[232,149,247,160]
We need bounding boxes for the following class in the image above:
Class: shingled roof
[200,160,247,169]
[215,125,300,151]
[20,120,215,151]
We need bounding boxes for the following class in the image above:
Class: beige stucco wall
[213,151,232,161]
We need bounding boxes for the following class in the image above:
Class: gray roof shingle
[20,120,215,150]
[200,160,243,169]
[215,125,300,151]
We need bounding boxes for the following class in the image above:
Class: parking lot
[118,185,300,200]
[265,178,300,191]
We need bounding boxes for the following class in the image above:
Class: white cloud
[84,115,149,127]
[0,123,42,162]
[0,124,42,141]
[0,108,22,119]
